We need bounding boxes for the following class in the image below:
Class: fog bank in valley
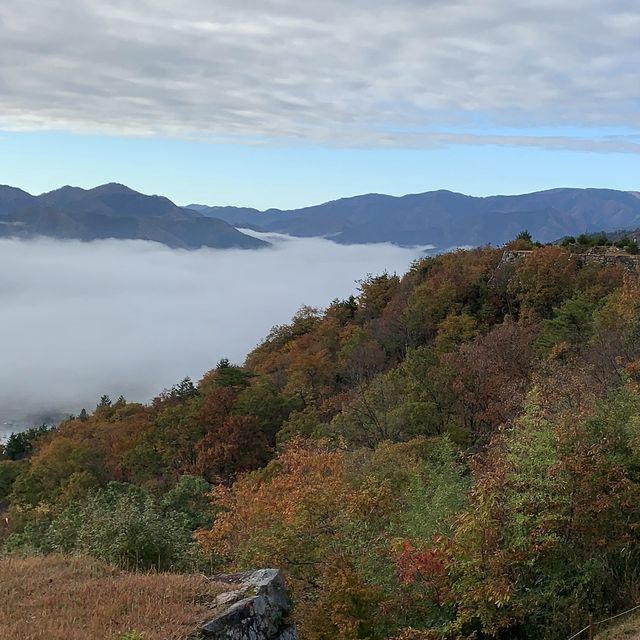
[0,233,426,435]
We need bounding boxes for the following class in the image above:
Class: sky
[1,0,639,208]
[0,233,425,433]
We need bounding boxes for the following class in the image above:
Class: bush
[43,483,202,571]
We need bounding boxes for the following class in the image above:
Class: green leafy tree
[537,292,598,351]
[161,474,212,530]
[120,442,163,485]
[233,379,295,445]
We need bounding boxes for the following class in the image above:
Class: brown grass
[595,612,640,640]
[0,554,226,640]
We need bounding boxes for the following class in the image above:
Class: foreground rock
[201,569,297,640]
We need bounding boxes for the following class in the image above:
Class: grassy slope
[0,555,225,640]
[596,613,640,640]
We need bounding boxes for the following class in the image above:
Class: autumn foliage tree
[446,385,640,639]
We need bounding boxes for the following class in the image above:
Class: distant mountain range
[2,183,640,250]
[189,188,640,247]
[0,183,267,249]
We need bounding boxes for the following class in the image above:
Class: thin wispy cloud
[0,234,424,432]
[0,0,638,151]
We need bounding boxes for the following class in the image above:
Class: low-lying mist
[0,232,427,434]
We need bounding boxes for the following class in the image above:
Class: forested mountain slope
[0,183,267,249]
[191,187,640,247]
[3,236,640,639]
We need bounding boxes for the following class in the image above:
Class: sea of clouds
[0,232,427,435]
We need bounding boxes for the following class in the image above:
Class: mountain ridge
[188,187,640,247]
[1,182,639,249]
[0,184,267,250]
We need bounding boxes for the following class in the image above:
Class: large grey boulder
[201,569,297,640]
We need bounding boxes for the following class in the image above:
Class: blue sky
[1,0,638,209]
[1,130,637,210]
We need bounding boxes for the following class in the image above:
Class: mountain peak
[89,183,141,196]
[41,185,85,197]
[0,182,267,250]
[0,185,34,199]
[41,183,145,198]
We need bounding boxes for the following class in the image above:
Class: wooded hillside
[3,235,640,639]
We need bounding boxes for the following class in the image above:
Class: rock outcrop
[201,569,297,640]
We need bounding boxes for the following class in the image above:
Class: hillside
[0,183,267,250]
[4,237,640,639]
[190,188,640,247]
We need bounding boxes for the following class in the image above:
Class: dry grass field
[592,612,640,640]
[0,555,225,640]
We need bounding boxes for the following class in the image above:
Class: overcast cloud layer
[1,0,638,151]
[0,234,424,433]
